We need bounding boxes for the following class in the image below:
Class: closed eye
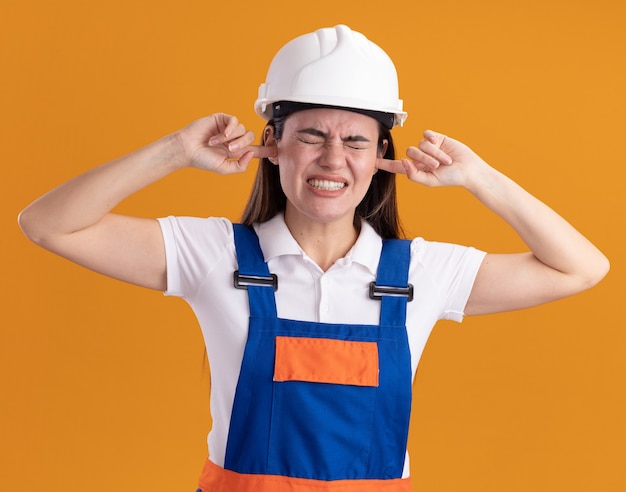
[297,136,324,145]
[295,128,371,150]
[345,142,369,151]
[296,129,325,145]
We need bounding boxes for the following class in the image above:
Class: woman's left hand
[377,129,609,316]
[377,130,488,188]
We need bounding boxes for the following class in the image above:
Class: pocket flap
[274,336,379,387]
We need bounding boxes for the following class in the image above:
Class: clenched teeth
[308,179,346,191]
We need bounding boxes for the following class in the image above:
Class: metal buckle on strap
[234,271,278,291]
[369,282,414,302]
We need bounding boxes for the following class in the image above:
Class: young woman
[18,25,609,492]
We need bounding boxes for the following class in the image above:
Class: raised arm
[18,114,275,291]
[377,130,610,315]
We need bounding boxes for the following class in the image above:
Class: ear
[263,125,279,165]
[379,138,389,157]
[373,138,389,175]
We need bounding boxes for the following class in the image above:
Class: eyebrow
[296,128,371,142]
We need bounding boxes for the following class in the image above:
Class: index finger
[235,145,277,160]
[375,157,407,175]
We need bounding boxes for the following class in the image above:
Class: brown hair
[241,114,404,239]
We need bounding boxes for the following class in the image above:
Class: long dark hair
[241,114,404,239]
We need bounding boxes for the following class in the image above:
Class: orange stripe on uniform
[198,459,412,492]
[274,336,379,387]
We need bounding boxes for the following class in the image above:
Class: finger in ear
[263,125,279,164]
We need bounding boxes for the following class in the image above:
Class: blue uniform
[196,225,414,491]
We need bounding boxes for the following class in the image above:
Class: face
[267,108,386,229]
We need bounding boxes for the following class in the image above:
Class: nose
[319,142,346,170]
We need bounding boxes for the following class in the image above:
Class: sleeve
[411,238,486,323]
[157,216,234,298]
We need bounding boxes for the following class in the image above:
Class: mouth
[307,179,346,191]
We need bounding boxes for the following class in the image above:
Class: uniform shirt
[158,213,486,476]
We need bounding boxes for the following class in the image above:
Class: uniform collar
[254,214,302,260]
[254,214,382,275]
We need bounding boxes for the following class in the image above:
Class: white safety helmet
[254,25,407,128]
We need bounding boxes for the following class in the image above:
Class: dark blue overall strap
[232,224,277,318]
[374,239,412,327]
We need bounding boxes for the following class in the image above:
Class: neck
[284,208,359,271]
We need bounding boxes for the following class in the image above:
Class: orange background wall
[2,0,624,491]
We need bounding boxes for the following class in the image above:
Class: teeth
[308,179,346,191]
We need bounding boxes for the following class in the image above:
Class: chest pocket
[274,336,379,386]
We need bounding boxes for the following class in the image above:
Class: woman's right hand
[175,113,277,174]
[18,112,276,291]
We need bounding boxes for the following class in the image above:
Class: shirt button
[321,304,329,313]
